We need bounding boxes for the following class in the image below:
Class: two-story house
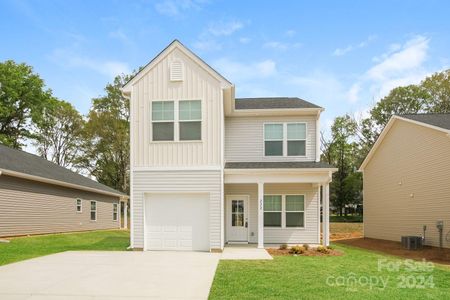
[122,40,336,251]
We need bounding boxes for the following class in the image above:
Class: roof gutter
[0,168,128,199]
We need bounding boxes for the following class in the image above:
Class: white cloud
[333,35,377,56]
[192,39,222,51]
[154,0,206,17]
[263,41,302,51]
[347,83,360,103]
[239,37,251,44]
[50,48,130,78]
[212,58,277,82]
[285,29,296,37]
[207,20,243,37]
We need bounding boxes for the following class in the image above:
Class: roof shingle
[225,161,335,169]
[0,144,125,196]
[400,113,450,131]
[235,97,322,110]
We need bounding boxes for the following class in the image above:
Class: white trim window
[179,100,201,140]
[152,101,175,141]
[285,195,305,227]
[76,199,82,213]
[113,203,118,221]
[90,201,97,221]
[263,195,282,227]
[264,195,305,228]
[264,124,283,156]
[264,123,306,156]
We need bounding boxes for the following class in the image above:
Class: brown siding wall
[364,120,450,248]
[0,175,121,237]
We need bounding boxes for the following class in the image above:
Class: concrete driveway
[0,251,221,300]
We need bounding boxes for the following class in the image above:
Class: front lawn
[0,230,129,266]
[209,244,450,299]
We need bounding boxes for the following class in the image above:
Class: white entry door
[226,196,248,242]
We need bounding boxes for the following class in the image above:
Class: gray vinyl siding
[224,183,320,245]
[364,120,450,248]
[132,170,222,249]
[225,115,317,162]
[0,175,120,237]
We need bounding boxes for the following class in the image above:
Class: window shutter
[170,61,183,81]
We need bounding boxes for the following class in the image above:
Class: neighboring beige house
[122,40,337,252]
[0,144,128,237]
[360,114,450,248]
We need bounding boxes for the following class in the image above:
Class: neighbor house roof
[225,161,335,169]
[0,144,126,198]
[235,97,322,110]
[400,113,450,131]
[359,113,450,171]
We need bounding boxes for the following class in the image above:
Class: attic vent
[170,60,184,81]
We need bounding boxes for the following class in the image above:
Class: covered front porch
[223,162,335,248]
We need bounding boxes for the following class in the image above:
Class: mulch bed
[336,238,450,266]
[267,248,343,257]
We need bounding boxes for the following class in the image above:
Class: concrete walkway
[0,251,221,300]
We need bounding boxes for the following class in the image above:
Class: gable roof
[0,144,126,198]
[122,39,232,93]
[235,97,322,110]
[401,113,450,130]
[359,113,450,171]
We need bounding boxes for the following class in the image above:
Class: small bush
[290,245,306,254]
[302,243,310,250]
[316,245,330,254]
[279,243,288,250]
[327,245,334,250]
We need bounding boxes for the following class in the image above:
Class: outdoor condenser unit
[401,236,423,250]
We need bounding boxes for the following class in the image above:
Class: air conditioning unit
[401,236,423,250]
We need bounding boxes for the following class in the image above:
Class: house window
[264,123,306,156]
[90,201,97,221]
[263,195,282,227]
[179,100,201,140]
[287,123,306,156]
[76,199,82,213]
[113,203,118,221]
[264,124,283,156]
[285,195,305,227]
[152,101,174,141]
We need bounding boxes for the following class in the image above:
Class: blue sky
[1,0,450,131]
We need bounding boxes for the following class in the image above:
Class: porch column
[322,183,330,246]
[257,182,264,248]
[124,201,128,229]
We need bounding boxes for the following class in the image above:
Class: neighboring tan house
[0,144,128,237]
[359,114,450,248]
[122,40,337,252]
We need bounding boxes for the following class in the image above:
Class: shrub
[316,245,330,254]
[327,245,334,250]
[290,245,306,254]
[302,243,310,250]
[279,243,288,250]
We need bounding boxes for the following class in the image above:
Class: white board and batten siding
[225,115,317,162]
[129,46,224,250]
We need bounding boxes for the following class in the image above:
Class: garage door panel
[145,193,209,251]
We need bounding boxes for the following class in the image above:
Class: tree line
[0,60,132,194]
[1,59,450,203]
[322,69,450,215]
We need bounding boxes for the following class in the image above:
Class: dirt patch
[267,248,343,257]
[329,222,363,241]
[336,238,450,266]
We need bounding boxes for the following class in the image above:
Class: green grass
[0,230,129,266]
[330,215,363,223]
[209,244,450,300]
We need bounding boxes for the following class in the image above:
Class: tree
[32,98,84,168]
[0,60,51,148]
[422,69,450,112]
[321,115,359,216]
[77,75,131,193]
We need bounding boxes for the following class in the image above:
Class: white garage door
[145,193,210,251]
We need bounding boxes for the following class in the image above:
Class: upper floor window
[179,100,201,140]
[152,100,201,142]
[264,123,306,156]
[152,101,174,141]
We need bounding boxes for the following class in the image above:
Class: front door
[226,196,248,242]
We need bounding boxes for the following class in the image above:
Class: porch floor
[221,244,273,260]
